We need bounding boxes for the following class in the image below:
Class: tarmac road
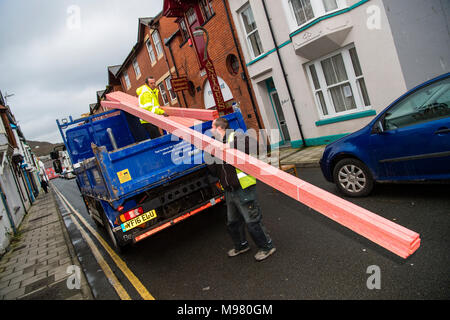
[52,168,450,300]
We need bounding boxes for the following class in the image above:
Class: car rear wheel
[333,158,374,197]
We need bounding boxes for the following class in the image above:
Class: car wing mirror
[372,121,385,134]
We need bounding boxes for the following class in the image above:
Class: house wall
[382,0,450,89]
[229,0,441,147]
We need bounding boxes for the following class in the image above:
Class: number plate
[121,210,157,232]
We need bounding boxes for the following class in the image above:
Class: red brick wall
[166,0,263,131]
[119,16,181,108]
[111,1,263,131]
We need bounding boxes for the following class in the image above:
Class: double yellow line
[53,186,155,300]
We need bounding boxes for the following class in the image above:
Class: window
[307,46,371,118]
[187,7,197,25]
[146,39,156,64]
[179,19,190,42]
[349,47,371,107]
[165,76,177,101]
[152,31,163,57]
[226,54,240,75]
[321,53,356,113]
[200,0,214,21]
[288,0,344,28]
[240,4,263,58]
[323,0,338,12]
[132,58,141,78]
[290,0,314,26]
[188,81,196,97]
[123,71,131,89]
[384,77,450,130]
[158,83,169,105]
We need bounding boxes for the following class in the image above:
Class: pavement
[0,187,93,300]
[279,145,325,168]
[0,145,324,300]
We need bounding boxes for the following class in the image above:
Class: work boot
[227,246,250,257]
[254,247,276,261]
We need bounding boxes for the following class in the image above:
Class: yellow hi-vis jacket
[136,84,165,124]
[228,132,257,190]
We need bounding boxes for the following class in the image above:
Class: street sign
[171,76,189,92]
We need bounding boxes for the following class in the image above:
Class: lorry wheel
[333,158,374,197]
[98,204,129,254]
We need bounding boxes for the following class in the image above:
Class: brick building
[115,15,181,108]
[163,0,263,131]
[97,1,264,133]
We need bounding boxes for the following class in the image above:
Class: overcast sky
[0,0,163,143]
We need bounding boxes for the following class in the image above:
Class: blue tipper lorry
[56,109,247,252]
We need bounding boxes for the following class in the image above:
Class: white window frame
[132,58,141,79]
[123,71,131,90]
[284,0,348,32]
[152,31,163,58]
[165,76,177,102]
[158,83,169,105]
[239,3,264,60]
[306,45,372,120]
[146,39,156,64]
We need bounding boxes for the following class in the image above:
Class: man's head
[146,76,156,89]
[211,118,229,139]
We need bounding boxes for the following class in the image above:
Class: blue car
[320,72,450,197]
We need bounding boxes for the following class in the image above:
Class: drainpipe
[222,0,263,130]
[22,168,35,203]
[261,0,306,147]
[10,165,27,214]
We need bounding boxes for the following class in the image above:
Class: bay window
[307,46,371,118]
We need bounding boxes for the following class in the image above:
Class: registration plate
[121,210,157,232]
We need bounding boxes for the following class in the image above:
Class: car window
[384,77,450,130]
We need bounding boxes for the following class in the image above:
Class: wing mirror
[372,120,385,134]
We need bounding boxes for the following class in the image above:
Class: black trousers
[142,123,162,139]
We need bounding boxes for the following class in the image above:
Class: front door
[266,78,290,144]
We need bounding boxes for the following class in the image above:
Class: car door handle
[434,128,450,135]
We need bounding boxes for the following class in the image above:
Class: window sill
[315,109,376,127]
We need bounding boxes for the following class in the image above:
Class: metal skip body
[101,92,420,259]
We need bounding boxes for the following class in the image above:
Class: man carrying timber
[210,117,276,262]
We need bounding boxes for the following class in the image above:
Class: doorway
[266,78,290,144]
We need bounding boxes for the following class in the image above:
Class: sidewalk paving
[0,188,93,300]
[279,145,325,168]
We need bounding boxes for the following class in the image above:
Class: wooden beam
[106,91,219,120]
[101,94,420,259]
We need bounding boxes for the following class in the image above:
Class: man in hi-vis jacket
[136,76,168,139]
[210,117,276,262]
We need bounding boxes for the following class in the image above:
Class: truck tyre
[97,202,129,254]
[333,158,374,197]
